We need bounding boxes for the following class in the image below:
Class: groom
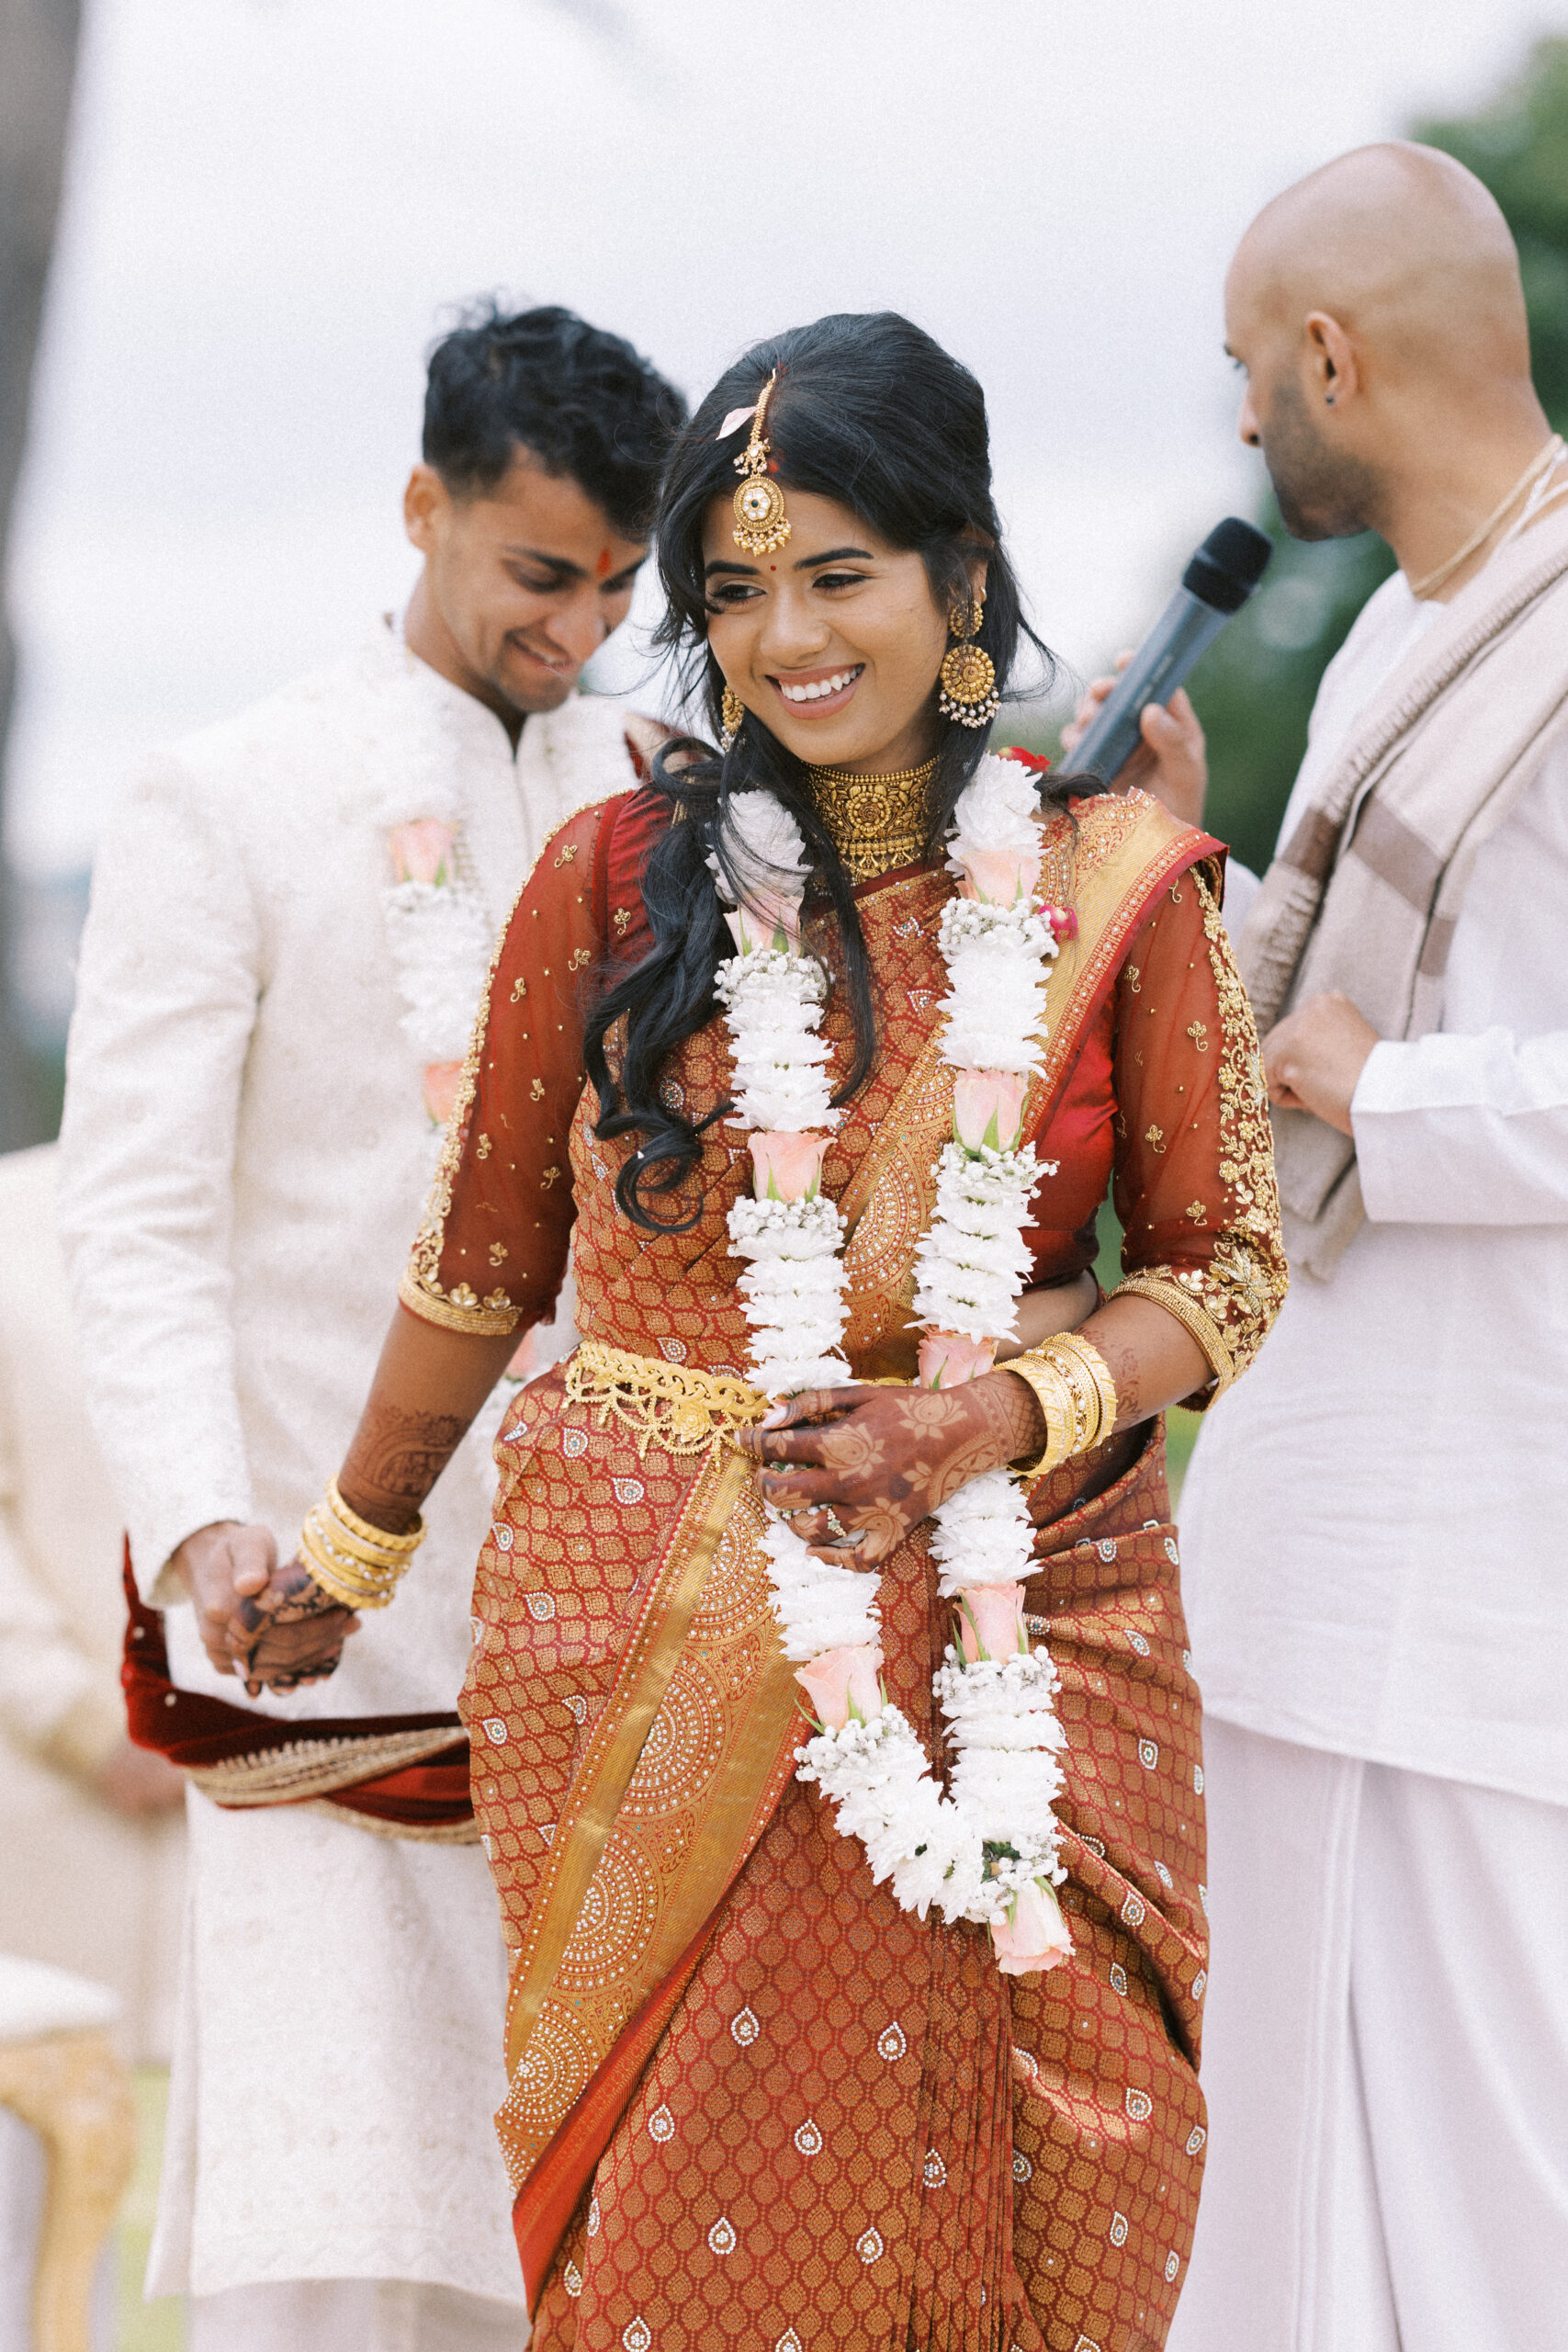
[59,303,683,2350]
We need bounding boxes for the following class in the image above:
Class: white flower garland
[712,756,1077,1972]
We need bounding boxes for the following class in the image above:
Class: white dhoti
[1169,1719,1568,2352]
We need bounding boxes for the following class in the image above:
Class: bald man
[1140,145,1568,2352]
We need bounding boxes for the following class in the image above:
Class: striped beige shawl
[1238,502,1568,1281]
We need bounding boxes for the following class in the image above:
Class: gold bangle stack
[1004,1334,1120,1481]
[298,1476,425,1611]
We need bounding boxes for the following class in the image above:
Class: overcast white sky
[7,0,1566,873]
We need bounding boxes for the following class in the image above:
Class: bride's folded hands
[742,1285,1210,1570]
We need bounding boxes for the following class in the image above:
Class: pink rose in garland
[795,1643,885,1730]
[723,890,803,956]
[917,1331,997,1389]
[953,1069,1028,1155]
[954,846,1043,909]
[423,1061,463,1125]
[992,1877,1072,1976]
[956,1583,1030,1664]
[390,819,457,887]
[750,1131,829,1202]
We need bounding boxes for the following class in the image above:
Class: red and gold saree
[398,782,1284,2352]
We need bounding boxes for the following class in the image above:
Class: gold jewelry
[731,370,790,556]
[1005,1334,1119,1480]
[298,1476,425,1611]
[1003,1351,1077,1482]
[937,583,999,729]
[1408,434,1566,598]
[807,755,939,881]
[1110,1273,1233,1396]
[1044,1332,1119,1448]
[719,684,746,750]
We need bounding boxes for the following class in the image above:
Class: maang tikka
[938,583,999,729]
[729,370,791,557]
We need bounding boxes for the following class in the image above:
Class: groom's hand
[1263,991,1380,1136]
[171,1520,276,1677]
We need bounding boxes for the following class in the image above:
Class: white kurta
[1181,570,1568,1804]
[1174,563,1568,2345]
[57,625,641,2306]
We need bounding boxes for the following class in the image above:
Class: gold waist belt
[564,1340,769,1459]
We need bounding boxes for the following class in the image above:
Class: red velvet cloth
[120,1547,473,1826]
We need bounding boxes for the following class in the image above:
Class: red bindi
[594,547,612,580]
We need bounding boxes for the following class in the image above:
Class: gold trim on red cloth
[837,794,1220,1370]
[495,1449,803,2192]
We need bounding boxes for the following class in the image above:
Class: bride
[252,311,1283,2350]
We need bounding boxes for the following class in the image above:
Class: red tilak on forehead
[594,547,613,579]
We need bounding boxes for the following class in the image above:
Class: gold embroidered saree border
[498,1450,803,2203]
[834,797,1219,1260]
[1032,800,1221,1129]
[502,1446,750,2078]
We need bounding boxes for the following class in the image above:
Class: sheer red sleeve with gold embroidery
[397,791,661,1340]
[1105,866,1286,1399]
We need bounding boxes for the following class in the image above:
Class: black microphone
[1066,517,1273,785]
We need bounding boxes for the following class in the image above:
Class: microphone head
[1182,516,1274,614]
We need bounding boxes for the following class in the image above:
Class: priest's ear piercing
[938,583,999,729]
[720,686,745,751]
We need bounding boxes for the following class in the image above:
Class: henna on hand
[737,1373,1042,1570]
[340,1404,469,1531]
[236,1559,359,1696]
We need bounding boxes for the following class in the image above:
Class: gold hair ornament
[719,685,746,750]
[938,583,999,729]
[731,370,791,556]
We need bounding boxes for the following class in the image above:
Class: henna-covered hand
[339,1403,471,1532]
[235,1559,359,1698]
[737,1374,1043,1571]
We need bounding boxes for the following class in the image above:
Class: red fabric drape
[120,1547,474,1827]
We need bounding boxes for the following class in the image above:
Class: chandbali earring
[731,369,791,556]
[720,685,746,750]
[938,584,999,729]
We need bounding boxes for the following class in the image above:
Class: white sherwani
[57,624,640,2316]
[1170,571,1568,2351]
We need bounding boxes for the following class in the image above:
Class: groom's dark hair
[423,301,686,538]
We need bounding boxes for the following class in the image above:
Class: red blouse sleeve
[1105,866,1287,1402]
[397,792,662,1339]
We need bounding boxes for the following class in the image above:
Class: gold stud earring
[720,685,746,750]
[731,370,791,557]
[938,585,998,729]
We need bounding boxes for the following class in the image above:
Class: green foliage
[1180,36,1568,876]
[1418,35,1568,435]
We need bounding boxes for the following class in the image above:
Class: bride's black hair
[585,311,1099,1230]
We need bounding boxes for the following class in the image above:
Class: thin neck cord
[1409,434,1566,599]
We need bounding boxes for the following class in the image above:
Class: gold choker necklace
[807,757,939,882]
